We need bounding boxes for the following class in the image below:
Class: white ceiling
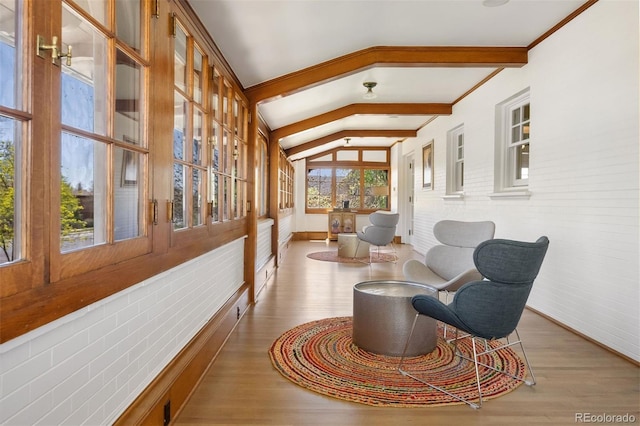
[189,0,590,160]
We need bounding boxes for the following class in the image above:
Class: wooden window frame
[305,147,390,214]
[0,0,251,343]
[278,150,294,212]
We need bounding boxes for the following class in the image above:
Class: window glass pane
[509,102,530,185]
[114,147,141,241]
[115,49,142,144]
[232,178,238,218]
[258,140,267,216]
[210,173,219,222]
[61,5,107,136]
[511,108,520,125]
[457,134,464,159]
[455,162,464,192]
[222,82,231,126]
[222,129,230,173]
[0,0,17,109]
[336,150,358,162]
[173,163,186,229]
[306,168,331,209]
[193,108,203,164]
[233,140,239,177]
[0,116,20,264]
[362,150,386,162]
[522,123,530,140]
[193,46,203,104]
[174,25,187,92]
[192,168,202,226]
[336,168,360,209]
[364,169,388,210]
[515,143,529,181]
[235,180,246,219]
[211,122,219,171]
[115,0,140,52]
[173,92,186,160]
[511,125,521,143]
[211,69,220,119]
[223,176,230,220]
[60,133,107,252]
[237,103,246,139]
[72,0,107,26]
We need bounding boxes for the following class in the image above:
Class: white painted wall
[0,239,246,425]
[400,0,639,361]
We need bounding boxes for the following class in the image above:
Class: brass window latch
[36,35,72,66]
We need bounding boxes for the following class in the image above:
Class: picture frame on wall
[422,141,434,189]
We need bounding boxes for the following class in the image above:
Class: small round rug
[269,316,526,407]
[306,251,396,264]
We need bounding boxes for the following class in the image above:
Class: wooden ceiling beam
[246,46,528,102]
[271,103,451,142]
[284,129,416,157]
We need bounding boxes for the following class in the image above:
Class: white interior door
[403,154,415,245]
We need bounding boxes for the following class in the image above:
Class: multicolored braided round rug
[269,316,527,407]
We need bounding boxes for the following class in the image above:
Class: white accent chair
[403,220,496,303]
[355,211,400,263]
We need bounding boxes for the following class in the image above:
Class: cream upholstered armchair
[403,220,495,302]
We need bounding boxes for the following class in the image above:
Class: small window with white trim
[446,125,464,195]
[494,89,530,194]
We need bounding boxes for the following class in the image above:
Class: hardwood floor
[175,241,639,425]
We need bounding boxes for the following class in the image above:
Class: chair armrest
[403,261,482,292]
[403,260,447,286]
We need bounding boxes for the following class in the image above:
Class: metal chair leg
[514,329,536,386]
[442,290,451,339]
[398,315,481,409]
[454,329,536,386]
[352,239,361,261]
[400,324,533,409]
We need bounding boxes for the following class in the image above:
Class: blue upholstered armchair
[398,236,550,408]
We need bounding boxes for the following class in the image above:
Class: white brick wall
[0,238,245,425]
[401,0,639,361]
[257,218,274,269]
[278,214,293,244]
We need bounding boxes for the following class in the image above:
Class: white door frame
[401,153,415,245]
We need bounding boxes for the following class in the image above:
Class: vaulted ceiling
[189,0,596,160]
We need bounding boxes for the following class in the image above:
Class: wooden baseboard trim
[291,232,403,244]
[292,231,327,241]
[526,306,639,367]
[114,285,251,425]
